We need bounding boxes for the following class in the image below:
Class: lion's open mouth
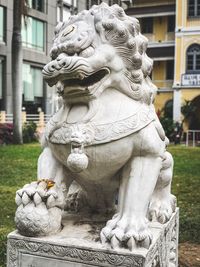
[64,69,108,88]
[58,68,110,99]
[63,68,110,98]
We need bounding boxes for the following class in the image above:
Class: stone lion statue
[15,3,176,250]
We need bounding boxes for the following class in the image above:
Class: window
[167,15,175,32]
[63,0,77,6]
[22,17,45,51]
[186,44,200,73]
[87,0,121,8]
[87,0,103,9]
[188,0,200,17]
[63,5,71,20]
[109,0,121,5]
[23,64,43,101]
[0,6,5,42]
[140,18,153,34]
[166,60,174,80]
[0,58,5,110]
[0,59,3,100]
[23,64,44,113]
[28,0,45,12]
[57,0,77,22]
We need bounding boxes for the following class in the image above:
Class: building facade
[1,0,199,129]
[0,0,128,115]
[126,0,175,118]
[0,0,58,114]
[125,0,200,130]
[0,0,86,115]
[174,0,200,130]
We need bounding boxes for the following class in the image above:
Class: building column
[173,88,181,122]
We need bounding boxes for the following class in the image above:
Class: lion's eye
[62,25,75,37]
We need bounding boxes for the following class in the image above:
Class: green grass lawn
[0,144,200,266]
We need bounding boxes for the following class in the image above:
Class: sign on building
[182,74,200,86]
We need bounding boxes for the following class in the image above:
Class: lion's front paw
[15,180,65,237]
[100,215,152,250]
[149,194,176,224]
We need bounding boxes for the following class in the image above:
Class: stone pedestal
[7,209,179,267]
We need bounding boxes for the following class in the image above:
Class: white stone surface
[173,89,182,122]
[7,209,179,267]
[14,3,177,251]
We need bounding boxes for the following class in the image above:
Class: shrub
[160,116,175,141]
[23,122,37,143]
[0,123,14,145]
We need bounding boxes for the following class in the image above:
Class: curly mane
[90,3,157,104]
[52,3,157,104]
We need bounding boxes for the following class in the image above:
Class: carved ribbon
[48,105,155,146]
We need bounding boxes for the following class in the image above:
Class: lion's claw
[100,215,152,250]
[149,194,176,224]
[127,237,137,251]
[15,180,65,236]
[110,235,121,249]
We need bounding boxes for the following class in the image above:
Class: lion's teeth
[56,81,64,93]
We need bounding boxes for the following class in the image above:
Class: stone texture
[7,209,179,267]
[13,1,178,254]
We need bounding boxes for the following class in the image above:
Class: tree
[11,0,27,144]
[181,100,197,122]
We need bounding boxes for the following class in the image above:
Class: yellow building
[126,0,200,130]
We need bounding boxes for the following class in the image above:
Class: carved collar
[47,105,155,146]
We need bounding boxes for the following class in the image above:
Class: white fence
[0,111,52,130]
[186,130,200,147]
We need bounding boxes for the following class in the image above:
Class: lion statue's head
[43,3,157,105]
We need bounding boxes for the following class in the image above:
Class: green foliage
[0,144,199,266]
[160,116,175,140]
[163,99,173,118]
[168,146,200,243]
[22,122,37,143]
[159,99,175,141]
[181,100,197,121]
[0,143,41,267]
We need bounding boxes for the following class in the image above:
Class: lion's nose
[71,132,80,139]
[42,56,72,77]
[42,61,60,77]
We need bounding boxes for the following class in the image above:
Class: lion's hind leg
[149,151,177,224]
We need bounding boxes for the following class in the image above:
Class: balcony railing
[153,80,173,89]
[145,33,175,43]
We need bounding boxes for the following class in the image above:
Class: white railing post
[39,112,45,128]
[1,111,52,131]
[186,130,189,146]
[186,130,200,147]
[193,131,195,147]
[22,111,27,124]
[0,111,6,123]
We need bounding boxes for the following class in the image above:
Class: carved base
[7,208,179,267]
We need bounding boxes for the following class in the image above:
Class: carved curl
[90,3,157,104]
[51,3,157,104]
